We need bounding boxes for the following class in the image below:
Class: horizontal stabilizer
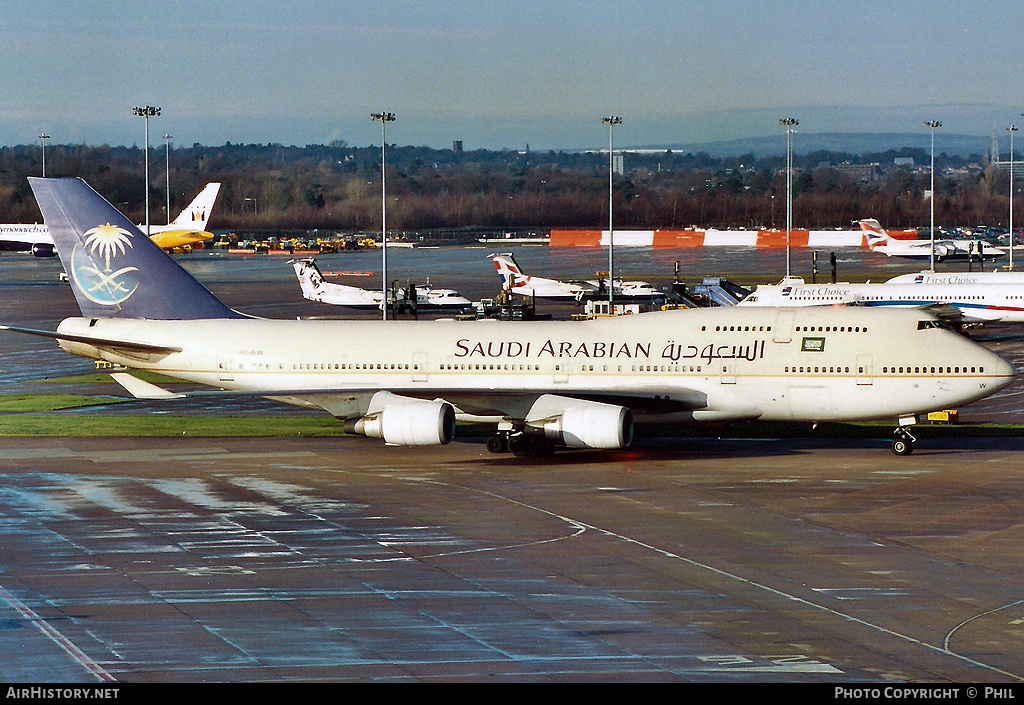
[0,324,182,354]
[110,372,185,399]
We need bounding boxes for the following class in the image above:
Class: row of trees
[0,141,1017,234]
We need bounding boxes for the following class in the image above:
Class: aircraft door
[773,310,795,343]
[413,353,428,382]
[856,354,873,386]
[218,353,235,382]
[720,362,737,385]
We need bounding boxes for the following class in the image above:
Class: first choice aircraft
[0,182,220,256]
[736,275,1024,324]
[860,218,1005,261]
[1,178,1015,456]
[290,257,471,310]
[490,252,661,302]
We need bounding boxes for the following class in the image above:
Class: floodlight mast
[371,111,396,320]
[924,120,942,272]
[1010,123,1019,271]
[133,105,161,237]
[602,116,622,305]
[39,133,50,177]
[779,118,799,278]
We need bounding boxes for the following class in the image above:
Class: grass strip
[0,394,127,412]
[0,414,349,437]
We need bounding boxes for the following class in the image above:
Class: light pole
[779,118,799,278]
[602,116,622,304]
[244,197,257,217]
[39,133,50,177]
[371,111,396,320]
[1010,124,1019,271]
[133,105,161,236]
[163,133,173,224]
[925,120,942,272]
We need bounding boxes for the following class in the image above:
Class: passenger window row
[882,366,983,374]
[706,325,771,332]
[796,325,866,333]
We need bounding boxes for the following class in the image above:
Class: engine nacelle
[934,244,950,260]
[31,242,56,257]
[346,400,456,446]
[541,403,633,449]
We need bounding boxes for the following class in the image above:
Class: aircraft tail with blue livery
[31,177,241,320]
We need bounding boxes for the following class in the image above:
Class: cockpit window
[917,319,951,331]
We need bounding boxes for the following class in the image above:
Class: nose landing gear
[892,417,917,455]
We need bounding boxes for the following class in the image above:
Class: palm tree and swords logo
[71,223,141,305]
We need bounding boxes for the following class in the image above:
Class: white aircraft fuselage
[738,277,1024,323]
[54,304,1010,427]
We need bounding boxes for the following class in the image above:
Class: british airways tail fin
[29,177,243,320]
[858,218,893,249]
[170,182,220,229]
[490,252,527,287]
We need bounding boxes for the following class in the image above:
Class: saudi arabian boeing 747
[737,275,1024,324]
[0,178,1014,456]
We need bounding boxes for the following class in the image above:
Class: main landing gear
[892,417,917,456]
[486,429,556,457]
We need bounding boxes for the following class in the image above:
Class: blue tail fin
[29,177,242,320]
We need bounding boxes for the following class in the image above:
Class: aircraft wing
[913,304,965,329]
[97,373,759,429]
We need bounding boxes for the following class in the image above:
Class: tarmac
[2,435,1024,682]
[2,249,1024,683]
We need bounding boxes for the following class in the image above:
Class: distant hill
[641,132,993,159]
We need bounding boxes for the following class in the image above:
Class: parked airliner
[490,252,661,302]
[737,276,1024,324]
[886,270,1024,284]
[2,178,1014,456]
[291,257,471,310]
[0,182,220,256]
[861,219,1004,261]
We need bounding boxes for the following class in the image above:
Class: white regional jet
[736,276,1024,324]
[860,219,1004,261]
[1,178,1015,456]
[291,257,471,310]
[490,252,661,302]
[0,182,220,256]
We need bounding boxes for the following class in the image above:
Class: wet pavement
[1,245,1024,683]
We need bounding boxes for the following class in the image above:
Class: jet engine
[31,243,56,257]
[539,403,633,449]
[934,244,950,261]
[346,400,456,446]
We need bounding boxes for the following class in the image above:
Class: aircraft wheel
[486,435,508,454]
[508,435,528,457]
[892,438,914,455]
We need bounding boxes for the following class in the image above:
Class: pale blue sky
[2,0,1022,150]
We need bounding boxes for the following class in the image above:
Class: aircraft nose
[988,350,1017,390]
